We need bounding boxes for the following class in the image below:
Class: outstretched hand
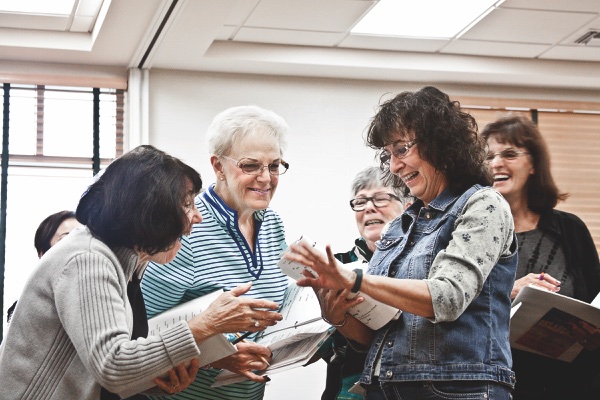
[284,241,355,291]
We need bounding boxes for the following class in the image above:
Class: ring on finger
[254,319,260,327]
[171,383,180,389]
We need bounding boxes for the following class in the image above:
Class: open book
[510,285,600,362]
[212,283,333,387]
[277,235,400,330]
[147,289,237,368]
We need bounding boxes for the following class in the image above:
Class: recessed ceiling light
[0,0,75,15]
[352,0,503,39]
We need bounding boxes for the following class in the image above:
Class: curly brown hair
[366,86,491,196]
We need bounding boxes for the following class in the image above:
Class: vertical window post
[0,83,10,341]
[93,88,100,175]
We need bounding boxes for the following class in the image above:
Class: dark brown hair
[366,86,491,196]
[76,145,202,255]
[481,114,567,213]
[34,210,76,257]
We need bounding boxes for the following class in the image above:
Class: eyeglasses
[486,148,529,162]
[379,140,417,166]
[222,155,289,176]
[349,193,400,211]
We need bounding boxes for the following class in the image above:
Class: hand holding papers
[212,284,333,387]
[278,236,400,330]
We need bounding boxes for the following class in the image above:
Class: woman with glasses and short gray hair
[142,105,291,400]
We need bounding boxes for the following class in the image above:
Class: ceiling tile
[559,15,600,45]
[462,8,597,44]
[0,14,68,31]
[244,0,375,32]
[340,35,448,53]
[502,0,600,13]
[217,25,237,41]
[441,39,550,58]
[223,0,261,26]
[235,27,346,47]
[539,45,600,62]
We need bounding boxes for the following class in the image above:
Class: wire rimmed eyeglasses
[485,148,529,162]
[349,193,400,211]
[380,140,417,165]
[222,155,289,176]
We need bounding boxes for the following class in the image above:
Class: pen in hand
[232,331,252,345]
[234,332,271,367]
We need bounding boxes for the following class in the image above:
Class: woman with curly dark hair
[285,87,518,400]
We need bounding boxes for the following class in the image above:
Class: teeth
[403,172,418,181]
[365,220,383,226]
[494,174,509,182]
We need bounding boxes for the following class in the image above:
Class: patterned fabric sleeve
[426,188,515,322]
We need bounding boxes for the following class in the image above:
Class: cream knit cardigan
[0,227,200,399]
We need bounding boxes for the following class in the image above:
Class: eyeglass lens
[238,159,288,175]
[380,141,415,165]
[350,194,396,210]
[486,149,526,161]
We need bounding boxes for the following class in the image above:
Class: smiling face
[212,131,282,217]
[354,187,404,250]
[385,134,447,207]
[486,136,534,205]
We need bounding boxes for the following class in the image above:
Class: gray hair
[206,105,289,156]
[351,167,413,205]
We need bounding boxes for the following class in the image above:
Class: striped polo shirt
[141,184,289,400]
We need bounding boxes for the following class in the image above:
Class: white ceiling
[0,0,599,89]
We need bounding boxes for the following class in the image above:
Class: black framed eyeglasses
[380,139,417,166]
[349,193,400,211]
[486,148,529,162]
[222,155,289,176]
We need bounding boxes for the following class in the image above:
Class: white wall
[147,70,600,251]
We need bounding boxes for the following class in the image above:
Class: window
[1,83,124,339]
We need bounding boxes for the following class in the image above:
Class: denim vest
[361,185,517,388]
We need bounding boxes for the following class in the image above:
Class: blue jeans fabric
[365,378,512,400]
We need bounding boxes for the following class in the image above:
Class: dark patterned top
[517,229,573,297]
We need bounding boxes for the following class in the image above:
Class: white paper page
[342,261,401,330]
[147,289,237,367]
[591,290,600,308]
[256,283,326,347]
[510,285,600,362]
